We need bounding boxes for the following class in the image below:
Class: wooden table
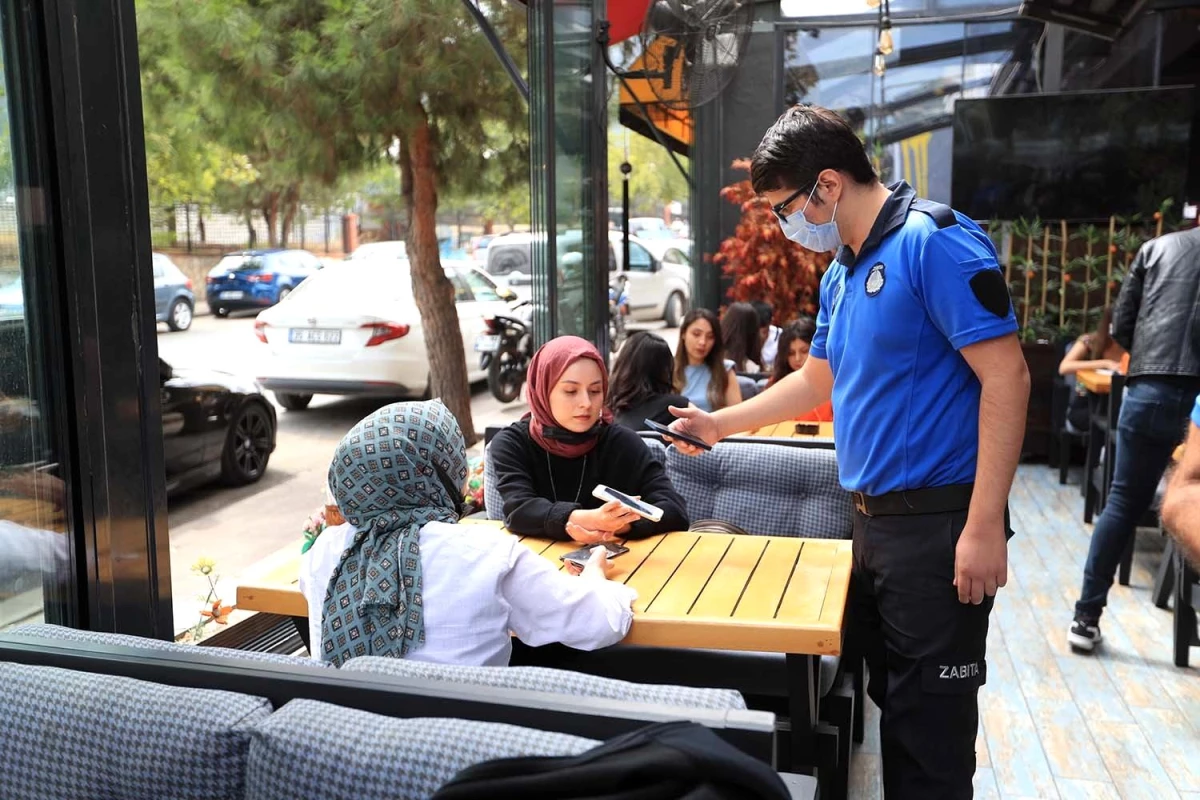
[728,421,835,445]
[237,521,853,770]
[1076,368,1113,395]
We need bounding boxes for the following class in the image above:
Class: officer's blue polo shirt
[810,181,1018,496]
[1193,395,1200,429]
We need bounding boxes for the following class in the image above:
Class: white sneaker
[1068,619,1102,652]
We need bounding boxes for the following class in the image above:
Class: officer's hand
[665,405,720,456]
[953,518,1008,605]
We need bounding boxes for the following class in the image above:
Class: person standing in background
[1070,226,1200,652]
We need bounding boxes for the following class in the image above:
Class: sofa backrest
[341,655,745,710]
[484,434,666,522]
[243,700,596,800]
[0,661,271,800]
[9,623,328,668]
[664,443,851,539]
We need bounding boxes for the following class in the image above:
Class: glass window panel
[551,1,596,338]
[627,242,653,272]
[783,27,875,133]
[459,268,501,303]
[0,30,75,630]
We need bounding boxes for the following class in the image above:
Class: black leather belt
[851,483,974,517]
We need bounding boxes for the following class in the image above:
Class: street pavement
[159,309,677,635]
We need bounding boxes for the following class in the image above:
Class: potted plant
[713,160,833,322]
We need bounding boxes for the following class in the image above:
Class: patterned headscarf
[319,400,468,666]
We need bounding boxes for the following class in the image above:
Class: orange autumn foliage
[713,160,832,322]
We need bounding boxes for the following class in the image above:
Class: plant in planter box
[714,160,833,322]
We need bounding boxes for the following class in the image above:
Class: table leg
[291,616,311,654]
[786,653,819,773]
[1154,537,1176,610]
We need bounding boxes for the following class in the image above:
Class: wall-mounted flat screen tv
[951,87,1195,221]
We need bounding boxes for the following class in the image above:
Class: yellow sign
[898,132,932,199]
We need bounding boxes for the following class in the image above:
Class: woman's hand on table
[569,502,639,535]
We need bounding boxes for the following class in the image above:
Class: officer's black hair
[750,105,877,200]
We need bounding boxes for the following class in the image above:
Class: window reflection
[0,31,74,630]
[782,17,1035,204]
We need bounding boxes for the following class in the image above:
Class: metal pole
[621,163,631,274]
[185,203,192,253]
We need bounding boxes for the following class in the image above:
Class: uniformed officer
[668,105,1030,799]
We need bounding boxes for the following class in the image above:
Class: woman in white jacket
[299,399,635,667]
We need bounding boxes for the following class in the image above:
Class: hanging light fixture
[877,24,893,56]
[872,0,890,76]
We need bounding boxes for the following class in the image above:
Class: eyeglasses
[771,185,811,223]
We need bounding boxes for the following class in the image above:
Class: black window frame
[3,0,173,637]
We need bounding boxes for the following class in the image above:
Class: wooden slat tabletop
[732,421,835,440]
[0,497,65,530]
[1076,368,1113,395]
[236,520,852,656]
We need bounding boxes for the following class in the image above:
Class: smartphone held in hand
[642,419,713,451]
[560,541,630,568]
[592,484,664,523]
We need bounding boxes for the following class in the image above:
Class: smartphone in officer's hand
[560,541,630,568]
[643,419,713,451]
[592,484,665,522]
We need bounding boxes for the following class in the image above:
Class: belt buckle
[851,491,870,516]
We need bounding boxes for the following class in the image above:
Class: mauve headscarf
[524,336,612,458]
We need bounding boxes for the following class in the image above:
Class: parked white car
[253,259,515,409]
[345,240,407,262]
[483,230,691,327]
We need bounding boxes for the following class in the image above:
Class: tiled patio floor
[849,464,1200,799]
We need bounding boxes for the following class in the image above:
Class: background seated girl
[607,331,690,432]
[675,309,741,412]
[769,318,833,423]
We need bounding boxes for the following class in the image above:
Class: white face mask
[779,190,842,253]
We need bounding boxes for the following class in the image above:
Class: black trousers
[847,507,997,800]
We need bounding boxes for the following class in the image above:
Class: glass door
[0,18,76,630]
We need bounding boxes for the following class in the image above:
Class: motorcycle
[477,300,534,403]
[609,275,630,354]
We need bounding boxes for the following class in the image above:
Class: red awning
[609,0,653,44]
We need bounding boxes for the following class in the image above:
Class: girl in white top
[299,399,635,667]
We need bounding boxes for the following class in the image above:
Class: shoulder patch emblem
[969,270,1012,318]
[865,263,886,296]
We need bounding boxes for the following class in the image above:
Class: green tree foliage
[138,0,528,439]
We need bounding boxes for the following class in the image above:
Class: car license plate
[289,328,342,345]
[219,291,244,299]
[474,334,501,353]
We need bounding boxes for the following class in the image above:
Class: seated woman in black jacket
[490,335,688,543]
[608,331,690,432]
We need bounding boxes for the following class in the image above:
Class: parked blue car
[153,252,196,332]
[205,249,322,317]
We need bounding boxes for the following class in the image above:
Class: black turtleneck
[489,418,689,540]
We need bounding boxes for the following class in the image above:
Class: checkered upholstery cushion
[8,623,327,668]
[341,656,746,710]
[665,443,851,538]
[484,433,666,521]
[484,439,504,521]
[243,700,596,800]
[0,662,270,800]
